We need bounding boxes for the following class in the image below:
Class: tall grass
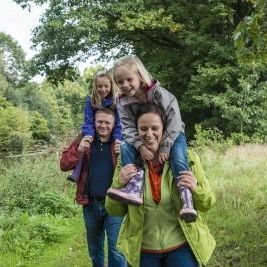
[202,145,267,267]
[0,145,266,266]
[0,154,80,266]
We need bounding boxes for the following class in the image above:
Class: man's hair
[135,103,166,132]
[95,107,115,118]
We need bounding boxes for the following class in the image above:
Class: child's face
[114,67,142,97]
[96,76,112,98]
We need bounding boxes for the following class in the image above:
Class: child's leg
[67,156,83,182]
[170,133,197,222]
[120,141,137,166]
[169,133,189,177]
[107,141,144,205]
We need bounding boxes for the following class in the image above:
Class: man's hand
[114,139,121,154]
[78,136,93,152]
[119,164,138,185]
[139,145,155,161]
[158,152,169,164]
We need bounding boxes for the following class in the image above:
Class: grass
[27,216,91,267]
[201,144,267,267]
[0,216,91,267]
[0,144,266,266]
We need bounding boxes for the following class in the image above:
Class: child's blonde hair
[112,55,153,88]
[91,70,116,109]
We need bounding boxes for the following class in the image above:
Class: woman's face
[137,112,163,154]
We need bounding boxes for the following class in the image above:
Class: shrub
[0,98,31,152]
[33,191,77,218]
[30,111,50,141]
[0,158,77,217]
[190,124,230,153]
[0,213,64,259]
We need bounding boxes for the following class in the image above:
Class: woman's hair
[135,103,166,132]
[112,55,153,88]
[91,70,116,109]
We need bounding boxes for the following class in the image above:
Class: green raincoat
[105,150,216,267]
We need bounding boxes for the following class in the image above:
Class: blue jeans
[120,133,189,178]
[83,202,127,267]
[140,244,199,267]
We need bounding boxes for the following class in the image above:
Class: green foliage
[0,213,64,259]
[33,191,77,217]
[202,145,267,267]
[0,32,30,84]
[0,157,77,216]
[54,79,87,128]
[30,111,50,141]
[0,55,9,95]
[185,65,267,138]
[0,97,31,152]
[191,125,225,147]
[234,0,267,66]
[12,0,266,141]
[0,156,79,262]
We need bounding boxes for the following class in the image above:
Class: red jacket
[60,134,118,205]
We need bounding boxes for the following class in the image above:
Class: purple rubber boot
[107,169,144,206]
[176,180,197,222]
[67,157,83,182]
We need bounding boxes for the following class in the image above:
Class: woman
[105,103,216,267]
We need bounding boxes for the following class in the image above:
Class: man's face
[95,112,115,140]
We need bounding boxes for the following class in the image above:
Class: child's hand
[114,139,121,154]
[158,152,169,164]
[78,136,92,152]
[84,135,93,143]
[139,145,155,161]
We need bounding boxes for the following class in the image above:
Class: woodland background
[0,0,266,266]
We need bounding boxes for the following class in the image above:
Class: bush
[0,158,77,216]
[33,191,77,218]
[0,97,31,152]
[30,111,50,141]
[228,132,251,145]
[0,213,65,259]
[190,124,229,152]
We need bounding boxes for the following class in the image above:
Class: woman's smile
[137,112,163,154]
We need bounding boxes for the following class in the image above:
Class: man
[60,108,126,267]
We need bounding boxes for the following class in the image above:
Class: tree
[0,32,30,85]
[13,0,267,139]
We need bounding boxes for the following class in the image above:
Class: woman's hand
[78,136,92,152]
[119,164,138,185]
[139,145,155,161]
[158,152,169,164]
[176,170,197,191]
